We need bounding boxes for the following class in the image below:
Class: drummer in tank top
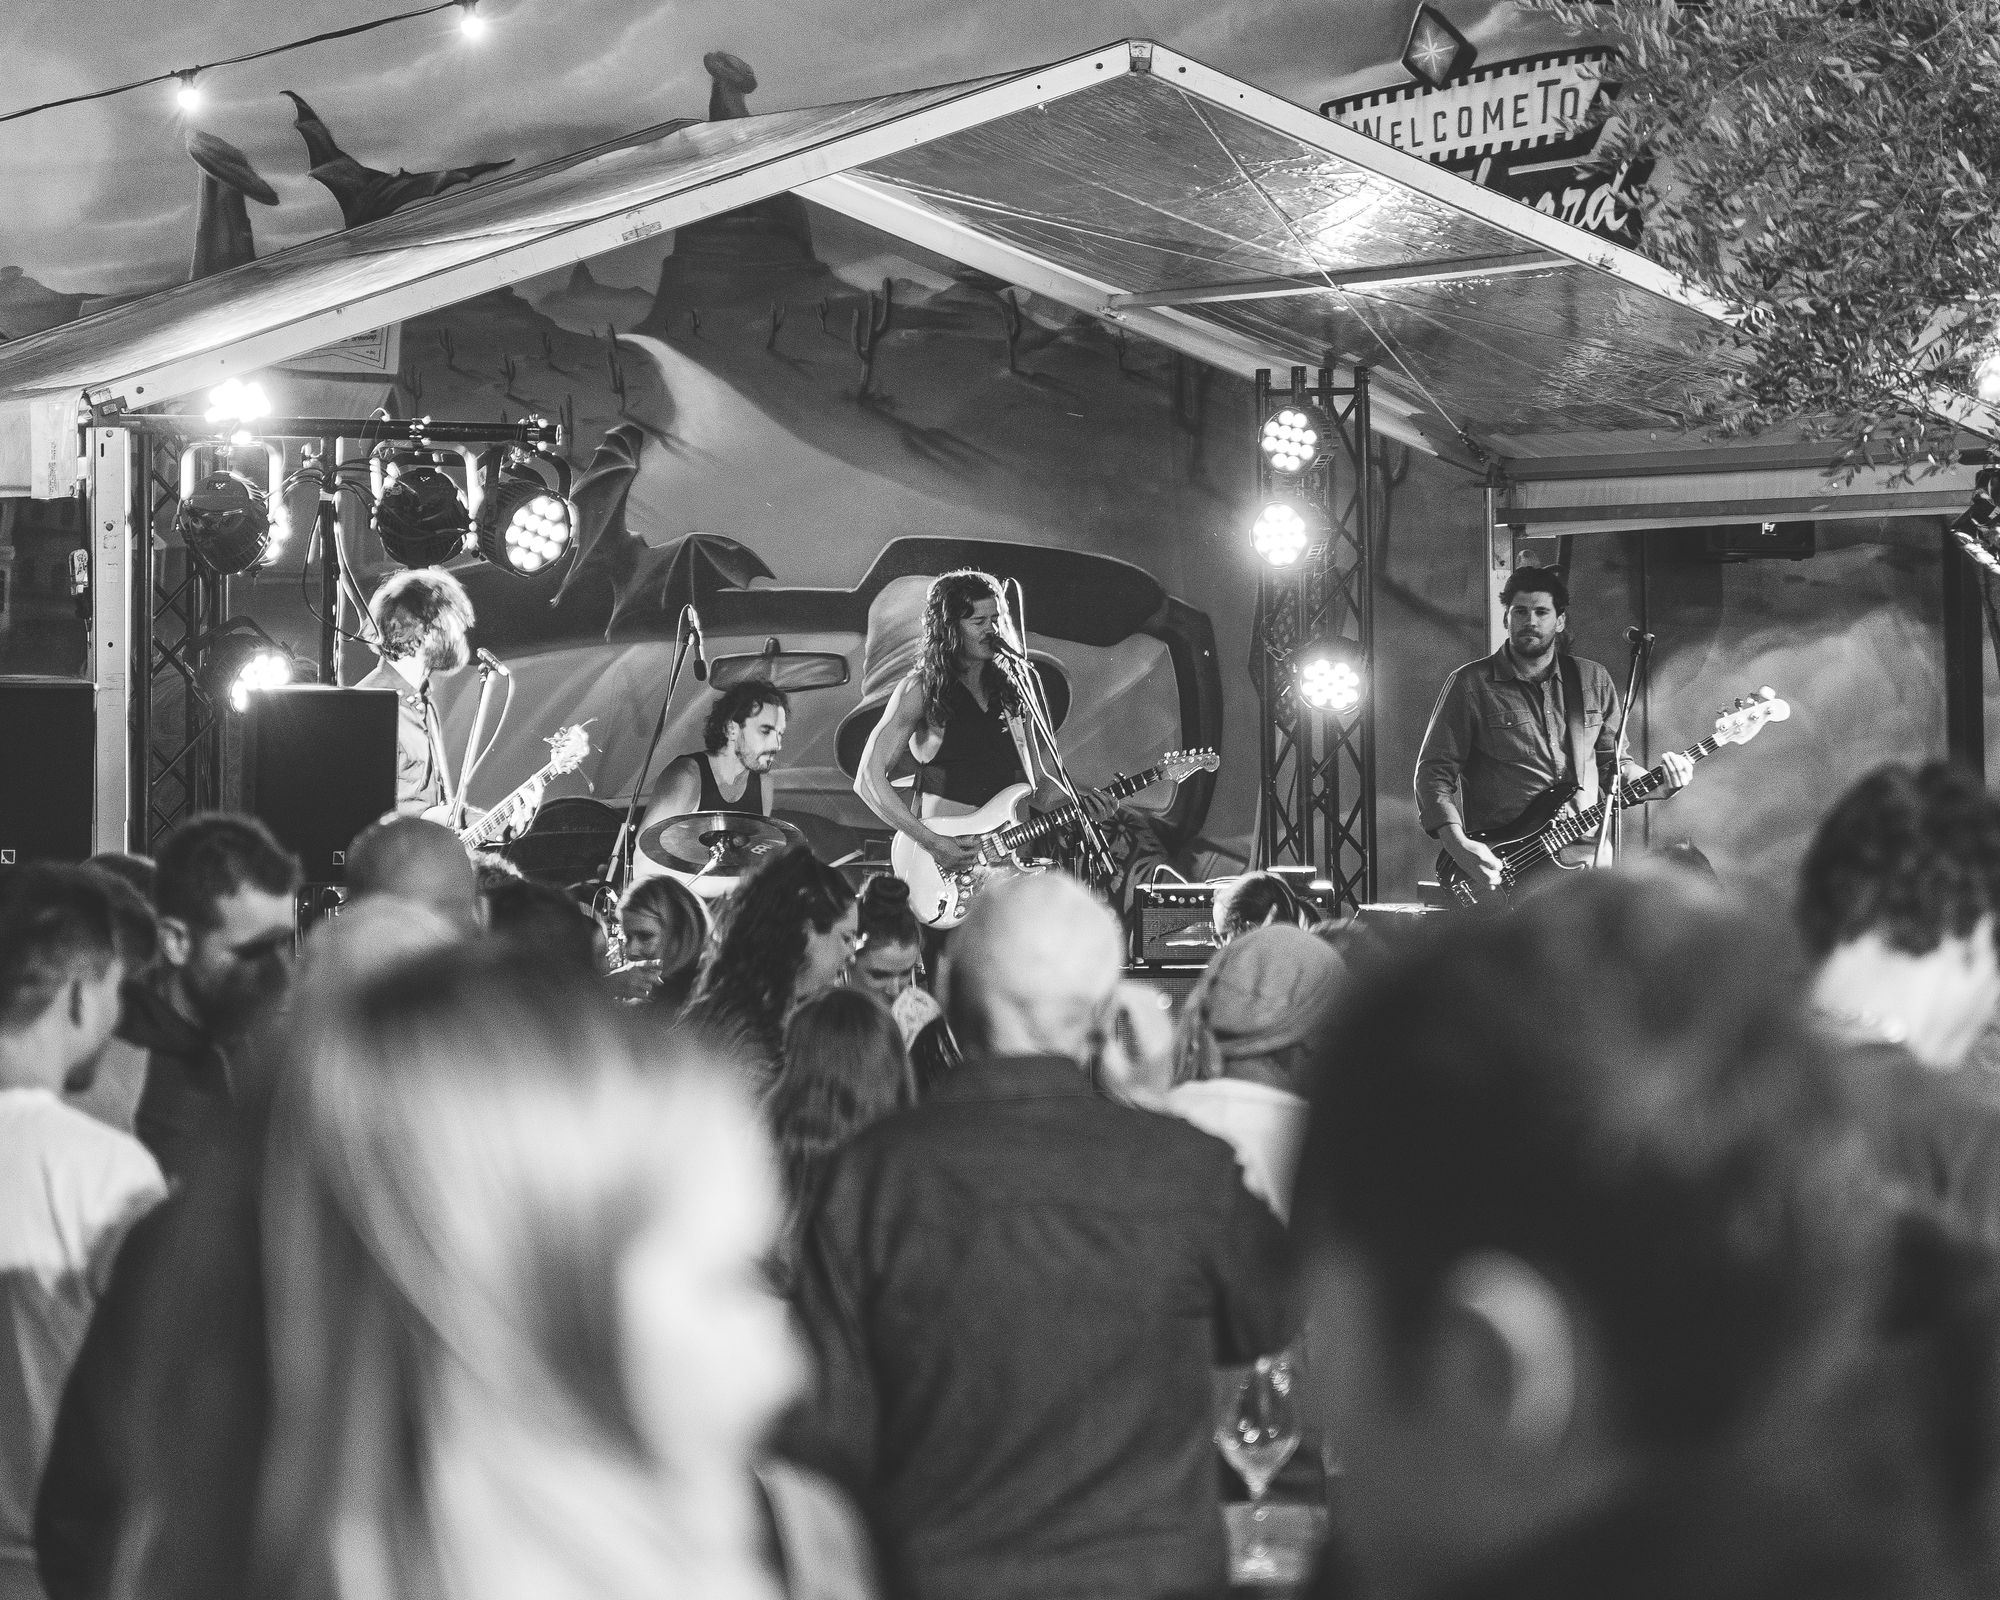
[639,679,788,841]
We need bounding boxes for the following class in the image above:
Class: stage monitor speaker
[1130,882,1221,967]
[242,686,398,883]
[0,676,95,864]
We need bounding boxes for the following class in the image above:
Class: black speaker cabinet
[242,687,398,882]
[0,676,95,864]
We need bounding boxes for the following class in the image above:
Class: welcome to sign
[1322,51,1612,166]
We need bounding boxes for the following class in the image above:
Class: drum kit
[632,809,805,897]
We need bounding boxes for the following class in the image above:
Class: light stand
[602,606,700,896]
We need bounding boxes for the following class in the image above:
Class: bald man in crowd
[343,817,483,935]
[785,873,1293,1600]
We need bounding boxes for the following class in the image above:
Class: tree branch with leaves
[1532,0,2000,458]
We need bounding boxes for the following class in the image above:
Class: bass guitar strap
[1558,652,1598,811]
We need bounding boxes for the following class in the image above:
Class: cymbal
[637,810,803,873]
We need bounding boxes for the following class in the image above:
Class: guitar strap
[1558,652,1598,810]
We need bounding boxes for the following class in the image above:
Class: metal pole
[1355,366,1376,903]
[1944,528,1987,774]
[317,498,339,685]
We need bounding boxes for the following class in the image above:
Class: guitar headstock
[1712,687,1790,747]
[545,723,592,775]
[1160,747,1222,781]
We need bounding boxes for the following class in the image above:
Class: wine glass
[1218,1353,1302,1582]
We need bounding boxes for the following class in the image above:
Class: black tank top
[929,678,1025,807]
[690,751,767,815]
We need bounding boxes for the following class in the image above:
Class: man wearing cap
[1166,924,1342,1220]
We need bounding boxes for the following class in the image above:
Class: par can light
[177,472,271,576]
[375,457,471,568]
[475,448,575,579]
[1259,406,1327,476]
[1294,639,1365,716]
[1251,501,1317,567]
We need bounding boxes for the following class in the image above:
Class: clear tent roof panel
[1188,269,1735,449]
[0,39,1984,474]
[0,81,1000,399]
[853,71,1528,293]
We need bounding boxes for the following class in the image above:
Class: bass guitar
[459,724,592,851]
[890,748,1220,929]
[1437,688,1788,909]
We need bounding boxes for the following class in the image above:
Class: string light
[0,1,492,128]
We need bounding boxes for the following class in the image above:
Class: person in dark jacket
[785,872,1293,1600]
[1292,870,1963,1600]
[126,815,298,1185]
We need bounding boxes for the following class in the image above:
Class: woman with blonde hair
[251,942,873,1600]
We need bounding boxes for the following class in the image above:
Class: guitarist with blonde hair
[1417,565,1691,900]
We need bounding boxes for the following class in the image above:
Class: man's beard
[422,628,469,675]
[184,953,291,1042]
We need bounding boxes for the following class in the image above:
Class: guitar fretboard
[997,765,1170,851]
[1539,735,1722,852]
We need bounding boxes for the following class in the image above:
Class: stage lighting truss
[475,447,576,577]
[1251,498,1325,567]
[1293,638,1365,718]
[175,439,290,576]
[1258,404,1330,478]
[371,449,473,569]
[196,618,309,713]
[1952,469,2000,574]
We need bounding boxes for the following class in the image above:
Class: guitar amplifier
[1130,882,1223,967]
[242,687,398,883]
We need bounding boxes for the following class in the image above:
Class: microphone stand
[603,609,698,897]
[996,643,1117,891]
[453,657,506,830]
[1586,630,1651,870]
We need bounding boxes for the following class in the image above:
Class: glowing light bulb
[175,76,202,112]
[459,3,488,38]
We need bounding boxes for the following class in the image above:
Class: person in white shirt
[0,867,165,1600]
[1166,924,1344,1222]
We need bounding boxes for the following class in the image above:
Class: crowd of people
[7,757,2000,1600]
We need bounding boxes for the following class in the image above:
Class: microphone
[684,604,709,681]
[1625,626,1656,647]
[475,647,511,677]
[989,631,1028,658]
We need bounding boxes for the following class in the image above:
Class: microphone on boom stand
[1624,625,1655,649]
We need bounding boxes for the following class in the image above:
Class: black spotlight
[475,449,575,578]
[375,455,470,568]
[177,471,271,575]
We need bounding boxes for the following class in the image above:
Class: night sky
[0,0,1581,298]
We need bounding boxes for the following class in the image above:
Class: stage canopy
[1,39,1992,526]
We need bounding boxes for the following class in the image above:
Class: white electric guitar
[890,748,1220,929]
[459,724,591,850]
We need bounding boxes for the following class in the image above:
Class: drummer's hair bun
[863,875,912,909]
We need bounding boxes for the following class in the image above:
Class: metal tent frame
[1,38,1991,853]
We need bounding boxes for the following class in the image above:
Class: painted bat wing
[281,91,345,174]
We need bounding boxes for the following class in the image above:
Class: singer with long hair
[357,568,476,816]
